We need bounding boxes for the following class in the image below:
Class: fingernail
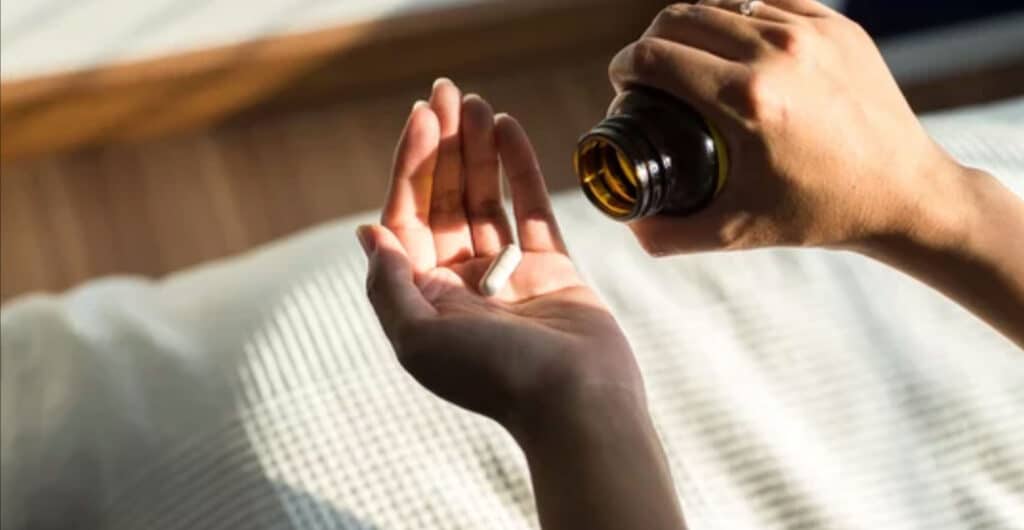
[356,225,375,256]
[412,99,429,111]
[433,77,453,90]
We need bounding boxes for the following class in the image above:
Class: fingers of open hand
[429,78,475,265]
[383,100,440,273]
[385,79,518,268]
[462,93,514,256]
[360,224,437,346]
[385,79,565,263]
[494,113,569,255]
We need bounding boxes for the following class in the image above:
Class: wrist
[506,381,655,453]
[843,158,1024,347]
[848,155,982,260]
[505,377,686,529]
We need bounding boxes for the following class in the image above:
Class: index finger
[360,225,437,345]
[608,37,742,127]
[382,101,441,272]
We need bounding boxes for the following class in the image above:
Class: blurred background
[2,0,1023,302]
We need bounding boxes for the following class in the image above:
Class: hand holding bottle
[607,0,1024,347]
[608,0,965,254]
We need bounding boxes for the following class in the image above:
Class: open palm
[359,79,640,425]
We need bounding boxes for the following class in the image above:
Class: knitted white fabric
[3,99,1023,530]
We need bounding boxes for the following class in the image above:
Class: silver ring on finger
[739,0,761,17]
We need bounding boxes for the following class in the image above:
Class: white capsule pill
[478,244,523,297]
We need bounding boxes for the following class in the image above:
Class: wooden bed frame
[0,0,667,163]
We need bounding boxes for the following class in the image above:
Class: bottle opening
[574,136,639,219]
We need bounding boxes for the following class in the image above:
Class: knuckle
[652,5,673,28]
[518,205,555,224]
[743,70,770,105]
[430,189,463,213]
[716,223,748,251]
[629,37,665,81]
[468,198,506,223]
[651,3,715,35]
[733,71,783,123]
[762,26,808,57]
[465,156,497,175]
[365,268,384,301]
[654,3,693,27]
[849,19,869,36]
[640,242,668,257]
[631,229,669,257]
[842,18,872,42]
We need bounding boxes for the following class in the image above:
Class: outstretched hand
[359,79,641,430]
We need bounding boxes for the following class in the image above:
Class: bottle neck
[579,115,671,221]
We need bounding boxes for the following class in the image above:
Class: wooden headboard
[0,0,668,163]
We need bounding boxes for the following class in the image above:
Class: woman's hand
[609,1,1024,347]
[610,0,966,254]
[361,79,687,529]
[359,79,642,430]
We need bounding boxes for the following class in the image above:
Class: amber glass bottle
[573,86,729,221]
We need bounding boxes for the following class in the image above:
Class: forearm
[857,164,1024,348]
[509,388,686,530]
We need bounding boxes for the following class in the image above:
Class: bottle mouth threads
[574,136,640,219]
[573,117,664,221]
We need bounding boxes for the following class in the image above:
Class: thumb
[358,225,436,341]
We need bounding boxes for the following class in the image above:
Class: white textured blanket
[3,99,1023,530]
